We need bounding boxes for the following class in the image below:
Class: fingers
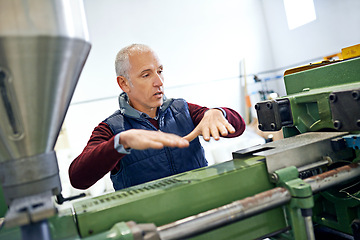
[208,124,219,141]
[152,131,189,148]
[143,139,166,149]
[183,128,200,142]
[120,129,189,150]
[184,119,236,142]
[225,122,236,134]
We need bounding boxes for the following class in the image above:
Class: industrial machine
[0,0,359,239]
[0,0,91,239]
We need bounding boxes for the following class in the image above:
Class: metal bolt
[258,124,263,131]
[329,93,337,103]
[266,102,273,109]
[270,123,276,130]
[322,156,333,165]
[357,120,360,128]
[333,120,342,130]
[254,104,260,111]
[270,173,279,183]
[266,102,272,109]
[352,90,360,100]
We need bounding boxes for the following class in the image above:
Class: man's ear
[117,76,130,92]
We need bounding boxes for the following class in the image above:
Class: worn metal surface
[157,187,290,240]
[233,132,346,174]
[304,162,360,193]
[157,162,360,240]
[330,89,360,131]
[255,98,293,131]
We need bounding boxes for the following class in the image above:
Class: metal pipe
[304,216,315,240]
[297,158,330,173]
[20,220,51,240]
[157,187,291,240]
[304,162,360,193]
[157,162,360,240]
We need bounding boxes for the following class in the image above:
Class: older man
[69,44,245,191]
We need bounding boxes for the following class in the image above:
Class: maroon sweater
[69,103,245,189]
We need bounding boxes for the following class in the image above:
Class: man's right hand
[119,129,189,150]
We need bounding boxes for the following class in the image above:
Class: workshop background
[55,0,360,198]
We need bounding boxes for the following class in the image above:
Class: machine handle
[56,193,86,205]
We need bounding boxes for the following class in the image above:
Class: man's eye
[142,74,149,78]
[158,70,163,74]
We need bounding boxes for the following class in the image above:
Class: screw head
[270,173,279,183]
[352,90,360,100]
[266,102,273,109]
[329,93,337,103]
[356,119,360,128]
[333,120,342,130]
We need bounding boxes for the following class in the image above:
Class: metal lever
[55,193,86,205]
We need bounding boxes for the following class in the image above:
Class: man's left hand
[183,109,236,142]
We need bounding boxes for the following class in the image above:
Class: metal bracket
[233,132,347,175]
[4,191,56,228]
[275,166,315,240]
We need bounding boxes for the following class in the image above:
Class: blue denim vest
[104,93,207,190]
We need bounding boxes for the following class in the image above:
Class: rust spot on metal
[235,187,289,210]
[307,163,359,181]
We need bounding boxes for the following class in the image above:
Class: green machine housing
[255,55,360,238]
[1,55,360,240]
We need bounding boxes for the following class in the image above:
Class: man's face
[126,50,164,116]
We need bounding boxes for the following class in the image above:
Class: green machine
[0,1,360,239]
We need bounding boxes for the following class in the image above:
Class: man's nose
[153,73,164,86]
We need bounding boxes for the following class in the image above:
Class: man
[69,44,245,191]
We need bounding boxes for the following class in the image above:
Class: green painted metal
[0,156,287,240]
[284,57,360,95]
[84,222,134,240]
[283,81,360,136]
[313,182,360,235]
[0,226,21,240]
[281,57,360,137]
[275,167,314,240]
[0,208,81,240]
[47,208,81,240]
[73,157,287,239]
[0,186,7,218]
[279,56,360,236]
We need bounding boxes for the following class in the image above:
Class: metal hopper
[0,0,91,237]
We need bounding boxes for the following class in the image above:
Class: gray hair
[115,44,153,81]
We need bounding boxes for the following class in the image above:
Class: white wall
[72,0,275,105]
[262,0,360,71]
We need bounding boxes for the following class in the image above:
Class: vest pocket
[110,164,129,190]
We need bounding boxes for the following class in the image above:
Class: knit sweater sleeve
[68,122,125,190]
[187,103,246,138]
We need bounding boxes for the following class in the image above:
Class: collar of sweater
[118,92,174,119]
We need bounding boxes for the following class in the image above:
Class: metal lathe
[0,1,359,239]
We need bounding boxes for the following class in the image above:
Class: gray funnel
[0,0,91,228]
